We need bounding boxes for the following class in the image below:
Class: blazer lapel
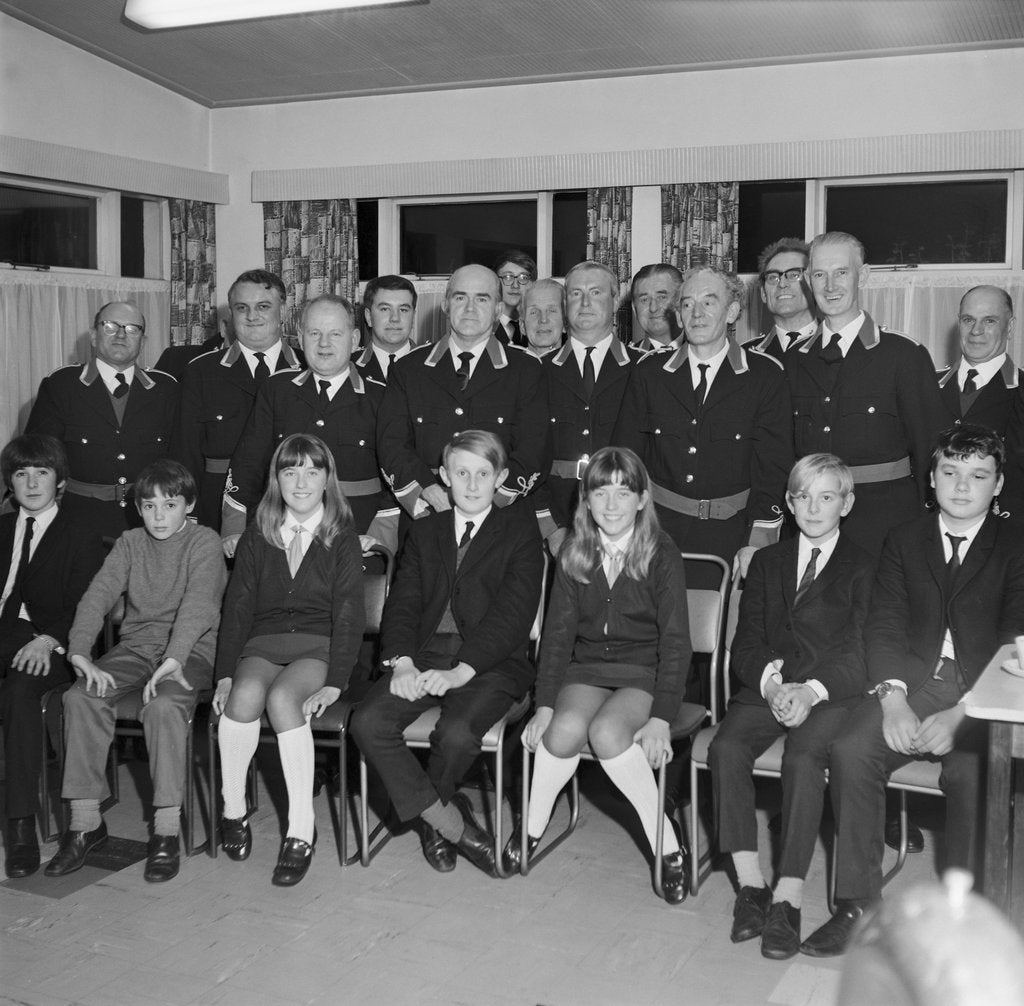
[456,509,499,578]
[951,515,997,600]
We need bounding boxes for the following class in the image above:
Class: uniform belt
[338,477,382,497]
[66,478,134,505]
[848,457,911,484]
[650,483,749,520]
[204,457,230,474]
[551,457,590,480]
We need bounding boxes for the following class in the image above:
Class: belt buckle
[575,454,590,481]
[697,499,711,520]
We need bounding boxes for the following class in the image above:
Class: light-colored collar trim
[80,359,154,389]
[424,335,508,370]
[662,338,747,375]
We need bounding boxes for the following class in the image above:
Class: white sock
[69,799,101,833]
[218,715,260,820]
[598,744,679,856]
[277,722,315,844]
[153,806,180,837]
[773,876,804,909]
[526,740,580,839]
[732,850,766,890]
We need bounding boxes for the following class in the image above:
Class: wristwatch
[870,681,897,700]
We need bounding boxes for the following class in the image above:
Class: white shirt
[957,353,1006,392]
[311,369,349,402]
[598,526,633,583]
[372,342,411,378]
[821,311,866,357]
[570,333,614,382]
[239,341,283,378]
[773,321,817,350]
[454,506,490,545]
[95,358,135,395]
[281,505,324,562]
[688,341,731,398]
[0,502,59,622]
[448,340,487,381]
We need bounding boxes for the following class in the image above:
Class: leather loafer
[272,833,316,887]
[44,821,108,877]
[450,793,497,877]
[221,816,252,861]
[761,901,801,960]
[884,815,924,854]
[144,834,180,883]
[731,884,772,942]
[800,900,865,957]
[501,828,541,874]
[660,850,687,905]
[5,816,40,879]
[418,820,457,873]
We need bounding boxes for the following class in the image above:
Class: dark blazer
[380,502,543,689]
[0,508,104,648]
[731,533,875,705]
[154,334,225,381]
[377,336,551,517]
[866,512,1024,693]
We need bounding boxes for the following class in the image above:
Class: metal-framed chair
[517,552,731,900]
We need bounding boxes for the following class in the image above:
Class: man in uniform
[26,301,177,542]
[744,238,817,363]
[520,279,565,359]
[630,264,683,351]
[377,264,549,523]
[354,275,418,387]
[172,269,302,529]
[493,250,536,346]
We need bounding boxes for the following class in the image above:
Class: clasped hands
[765,673,815,728]
[881,690,965,758]
[389,659,475,700]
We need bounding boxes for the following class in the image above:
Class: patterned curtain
[169,200,217,346]
[661,183,739,272]
[263,199,359,338]
[586,187,632,339]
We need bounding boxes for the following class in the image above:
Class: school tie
[318,379,331,409]
[820,332,843,363]
[456,351,473,391]
[605,545,623,587]
[945,533,966,595]
[287,525,306,578]
[456,521,474,569]
[694,363,710,417]
[794,546,820,605]
[113,373,129,398]
[963,369,979,394]
[254,352,270,385]
[387,353,396,377]
[582,346,596,401]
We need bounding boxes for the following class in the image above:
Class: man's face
[365,288,415,350]
[808,242,867,327]
[496,261,533,313]
[759,251,811,323]
[565,267,617,344]
[521,285,565,354]
[931,451,1003,532]
[301,302,359,379]
[678,270,739,354]
[444,266,502,345]
[229,281,285,352]
[958,288,1014,366]
[632,272,680,344]
[91,302,146,370]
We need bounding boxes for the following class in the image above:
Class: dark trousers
[830,680,987,902]
[0,620,73,819]
[350,648,527,822]
[710,699,852,879]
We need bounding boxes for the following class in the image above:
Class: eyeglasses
[98,320,144,338]
[498,273,533,288]
[763,268,805,287]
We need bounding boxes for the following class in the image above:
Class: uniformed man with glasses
[744,238,817,363]
[493,250,537,347]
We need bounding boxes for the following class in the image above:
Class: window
[357,199,378,282]
[552,191,587,276]
[737,181,806,273]
[0,182,98,270]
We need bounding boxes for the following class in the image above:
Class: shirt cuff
[804,679,828,704]
[885,678,909,693]
[760,664,783,699]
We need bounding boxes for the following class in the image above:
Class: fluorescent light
[124,0,401,29]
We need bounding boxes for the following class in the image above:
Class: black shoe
[43,821,108,876]
[5,816,40,879]
[450,792,497,877]
[800,900,865,957]
[501,828,541,873]
[271,832,316,887]
[884,815,924,853]
[731,884,772,942]
[418,819,457,873]
[144,834,180,883]
[660,850,687,905]
[221,815,252,861]
[761,901,801,960]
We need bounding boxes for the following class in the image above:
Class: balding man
[26,301,178,542]
[377,264,550,522]
[744,238,817,363]
[630,264,683,351]
[520,279,565,359]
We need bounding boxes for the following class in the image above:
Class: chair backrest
[529,549,551,660]
[362,543,395,635]
[680,552,731,724]
[721,572,743,707]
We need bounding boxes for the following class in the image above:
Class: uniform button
[216,414,224,421]
[867,406,876,414]
[655,428,662,435]
[156,437,163,443]
[550,417,556,423]
[358,439,365,447]
[117,476,127,485]
[688,446,697,454]
[691,418,697,426]
[685,474,694,484]
[119,500,127,508]
[823,426,831,433]
[583,405,590,412]
[455,407,464,416]
[497,417,504,424]
[81,438,88,444]
[316,419,325,427]
[581,428,589,436]
[116,453,126,461]
[416,416,423,423]
[735,433,741,440]
[955,419,962,426]
[824,396,831,403]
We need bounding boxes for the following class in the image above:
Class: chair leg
[689,758,701,896]
[492,724,511,878]
[654,756,667,898]
[519,745,579,875]
[882,790,910,886]
[39,688,64,842]
[358,751,391,866]
[207,718,219,859]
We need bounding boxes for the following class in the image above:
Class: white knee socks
[526,740,580,839]
[277,722,315,844]
[599,744,680,856]
[218,715,260,820]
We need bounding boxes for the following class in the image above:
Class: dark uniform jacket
[937,354,1022,436]
[377,335,550,516]
[223,367,387,536]
[742,327,814,364]
[353,343,390,389]
[173,340,303,528]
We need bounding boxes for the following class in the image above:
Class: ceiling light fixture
[124,0,402,30]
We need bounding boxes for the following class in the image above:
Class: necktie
[459,521,474,550]
[605,546,623,587]
[794,546,820,605]
[387,353,396,377]
[582,346,596,400]
[113,373,129,398]
[287,525,306,577]
[508,319,523,346]
[821,332,843,363]
[456,351,473,391]
[964,369,979,394]
[946,533,966,595]
[318,379,331,409]
[254,352,270,384]
[694,363,710,416]
[784,331,801,350]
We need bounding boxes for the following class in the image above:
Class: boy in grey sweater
[44,460,227,883]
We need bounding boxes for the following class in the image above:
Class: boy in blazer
[710,453,875,959]
[351,430,543,877]
[0,435,104,878]
[802,424,1024,957]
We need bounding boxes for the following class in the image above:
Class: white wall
[211,47,1024,291]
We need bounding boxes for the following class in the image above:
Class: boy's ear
[186,499,196,515]
[840,491,855,517]
[496,467,509,488]
[439,466,452,488]
[785,494,795,516]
